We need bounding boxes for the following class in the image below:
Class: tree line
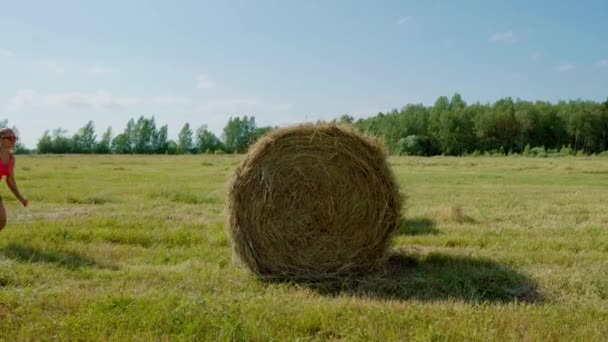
[32,116,270,155]
[349,94,608,156]
[3,94,608,156]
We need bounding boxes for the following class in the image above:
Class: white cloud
[597,59,608,67]
[556,63,575,72]
[0,49,15,57]
[489,31,518,43]
[196,75,216,89]
[531,52,542,61]
[5,90,198,111]
[397,16,411,25]
[88,64,115,75]
[6,89,141,112]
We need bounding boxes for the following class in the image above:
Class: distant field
[1,155,607,340]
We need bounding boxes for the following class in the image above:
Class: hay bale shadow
[1,243,118,270]
[399,218,439,235]
[267,250,541,303]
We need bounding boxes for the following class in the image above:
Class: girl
[0,128,28,231]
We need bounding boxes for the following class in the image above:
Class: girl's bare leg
[0,201,6,231]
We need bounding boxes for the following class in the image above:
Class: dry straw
[226,123,402,278]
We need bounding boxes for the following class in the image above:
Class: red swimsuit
[0,154,14,180]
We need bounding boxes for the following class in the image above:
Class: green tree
[399,104,430,137]
[556,100,606,153]
[339,114,354,124]
[428,96,450,152]
[428,94,473,155]
[111,133,131,154]
[253,126,273,141]
[153,124,169,154]
[491,97,520,152]
[601,98,608,151]
[473,98,520,152]
[123,118,136,153]
[222,116,256,153]
[71,121,97,153]
[398,135,431,156]
[37,130,53,153]
[177,123,194,154]
[535,101,566,149]
[166,140,179,155]
[132,116,156,153]
[195,125,222,153]
[514,100,539,151]
[95,127,113,154]
[51,128,72,153]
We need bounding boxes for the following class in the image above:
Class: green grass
[1,154,607,340]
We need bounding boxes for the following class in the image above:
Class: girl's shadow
[1,243,117,270]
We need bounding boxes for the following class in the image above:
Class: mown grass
[1,154,607,340]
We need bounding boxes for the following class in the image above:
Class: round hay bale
[226,123,402,278]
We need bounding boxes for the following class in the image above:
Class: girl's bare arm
[6,158,27,207]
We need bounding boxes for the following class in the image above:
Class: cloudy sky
[1,0,607,148]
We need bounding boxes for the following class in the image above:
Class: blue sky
[1,0,607,148]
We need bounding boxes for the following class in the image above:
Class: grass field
[1,154,607,341]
